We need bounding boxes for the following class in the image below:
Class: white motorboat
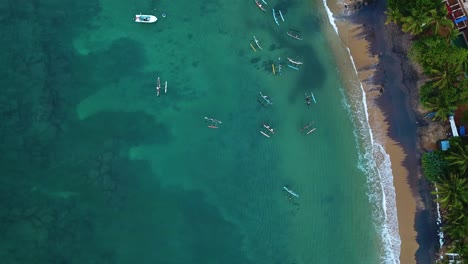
[135,14,157,23]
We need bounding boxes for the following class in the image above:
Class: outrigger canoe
[253,36,263,50]
[287,29,303,40]
[283,186,299,198]
[255,0,266,12]
[272,9,280,26]
[135,14,157,23]
[287,57,303,65]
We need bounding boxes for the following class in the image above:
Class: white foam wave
[434,185,444,249]
[322,0,339,34]
[338,47,402,263]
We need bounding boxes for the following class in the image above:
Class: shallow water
[0,0,380,263]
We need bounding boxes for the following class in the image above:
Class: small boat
[287,29,303,40]
[283,186,299,198]
[272,9,280,26]
[135,14,157,23]
[204,117,222,128]
[305,93,311,107]
[204,117,222,124]
[311,92,316,103]
[288,64,299,70]
[279,10,285,22]
[272,64,276,75]
[263,123,275,134]
[255,0,266,12]
[300,121,315,132]
[253,36,263,50]
[306,128,316,135]
[156,77,161,96]
[261,0,268,5]
[287,57,303,65]
[259,92,273,105]
[165,81,168,93]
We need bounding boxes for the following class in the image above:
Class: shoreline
[324,0,439,263]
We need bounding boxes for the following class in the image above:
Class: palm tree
[428,63,464,90]
[401,8,430,35]
[445,144,468,176]
[433,174,468,210]
[385,6,403,25]
[427,8,453,36]
[443,23,459,44]
[422,95,457,121]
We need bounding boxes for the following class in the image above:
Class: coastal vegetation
[386,0,468,261]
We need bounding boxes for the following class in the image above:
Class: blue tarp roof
[455,16,467,24]
[441,140,450,151]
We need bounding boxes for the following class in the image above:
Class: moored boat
[287,29,303,40]
[272,9,280,26]
[255,0,266,12]
[135,14,157,23]
[287,57,303,65]
[283,186,299,198]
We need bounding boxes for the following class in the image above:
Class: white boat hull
[135,15,157,23]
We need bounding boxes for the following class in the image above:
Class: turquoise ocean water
[0,0,385,263]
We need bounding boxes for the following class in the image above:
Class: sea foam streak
[322,1,401,263]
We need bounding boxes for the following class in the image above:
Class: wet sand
[325,0,439,263]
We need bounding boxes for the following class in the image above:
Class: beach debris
[260,122,275,138]
[204,117,222,129]
[283,186,299,198]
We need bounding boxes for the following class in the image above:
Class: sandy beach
[324,0,439,263]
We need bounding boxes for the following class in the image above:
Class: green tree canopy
[422,151,448,182]
[446,144,468,176]
[433,173,468,211]
[410,37,468,74]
